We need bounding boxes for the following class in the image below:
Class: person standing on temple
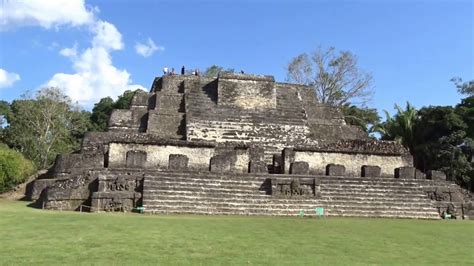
[163,67,168,75]
[181,66,185,75]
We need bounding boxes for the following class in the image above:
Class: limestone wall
[108,143,216,170]
[292,151,413,176]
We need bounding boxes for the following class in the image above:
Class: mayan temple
[31,73,473,219]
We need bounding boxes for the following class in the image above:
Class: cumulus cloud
[0,0,95,30]
[48,34,145,105]
[0,68,20,88]
[1,0,146,105]
[45,20,145,105]
[59,43,78,58]
[135,38,164,57]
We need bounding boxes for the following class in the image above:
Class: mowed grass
[0,199,473,265]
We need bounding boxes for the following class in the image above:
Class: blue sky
[0,0,472,114]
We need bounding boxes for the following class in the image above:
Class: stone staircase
[142,171,441,219]
[185,82,311,162]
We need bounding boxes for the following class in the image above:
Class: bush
[0,144,36,193]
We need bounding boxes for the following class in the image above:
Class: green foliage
[0,100,10,141]
[375,102,417,151]
[90,97,114,131]
[203,65,234,78]
[3,87,90,168]
[451,77,474,96]
[412,106,472,185]
[341,104,380,133]
[456,96,474,139]
[0,144,36,193]
[89,90,139,131]
[377,101,473,187]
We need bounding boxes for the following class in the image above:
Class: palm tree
[374,102,418,152]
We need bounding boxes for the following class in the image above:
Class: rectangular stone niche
[394,167,416,179]
[168,154,189,170]
[326,164,345,176]
[126,150,147,168]
[361,165,381,177]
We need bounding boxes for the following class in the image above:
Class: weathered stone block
[168,154,189,170]
[130,90,149,107]
[415,169,426,180]
[249,160,267,173]
[326,164,345,176]
[427,170,446,181]
[282,148,295,174]
[126,150,147,168]
[272,154,283,174]
[52,154,83,174]
[210,155,231,173]
[108,109,133,128]
[290,161,309,175]
[147,111,185,139]
[361,165,381,177]
[249,146,265,162]
[394,167,416,179]
[217,73,276,110]
[30,179,56,200]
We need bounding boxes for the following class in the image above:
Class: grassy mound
[0,200,472,265]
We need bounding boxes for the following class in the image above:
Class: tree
[412,106,468,173]
[90,97,115,132]
[89,89,138,131]
[0,143,36,193]
[0,101,10,142]
[341,104,380,134]
[375,102,418,151]
[456,96,474,139]
[4,88,90,168]
[286,47,373,107]
[203,65,234,78]
[452,77,474,96]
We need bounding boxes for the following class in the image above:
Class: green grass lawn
[0,199,473,265]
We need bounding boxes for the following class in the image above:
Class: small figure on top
[181,66,185,75]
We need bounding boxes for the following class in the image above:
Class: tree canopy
[90,90,138,131]
[286,47,373,107]
[203,65,235,78]
[3,88,90,168]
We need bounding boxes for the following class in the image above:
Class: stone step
[143,206,440,219]
[143,199,436,212]
[143,202,436,214]
[319,187,426,195]
[145,180,427,197]
[143,191,429,204]
[144,176,429,192]
[143,193,434,208]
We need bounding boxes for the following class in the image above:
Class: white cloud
[0,0,95,31]
[45,20,146,105]
[1,0,147,105]
[135,38,164,57]
[92,21,123,50]
[59,43,78,58]
[0,68,20,88]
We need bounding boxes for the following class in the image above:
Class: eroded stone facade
[32,73,472,219]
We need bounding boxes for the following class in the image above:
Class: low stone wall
[289,151,412,176]
[108,143,216,171]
